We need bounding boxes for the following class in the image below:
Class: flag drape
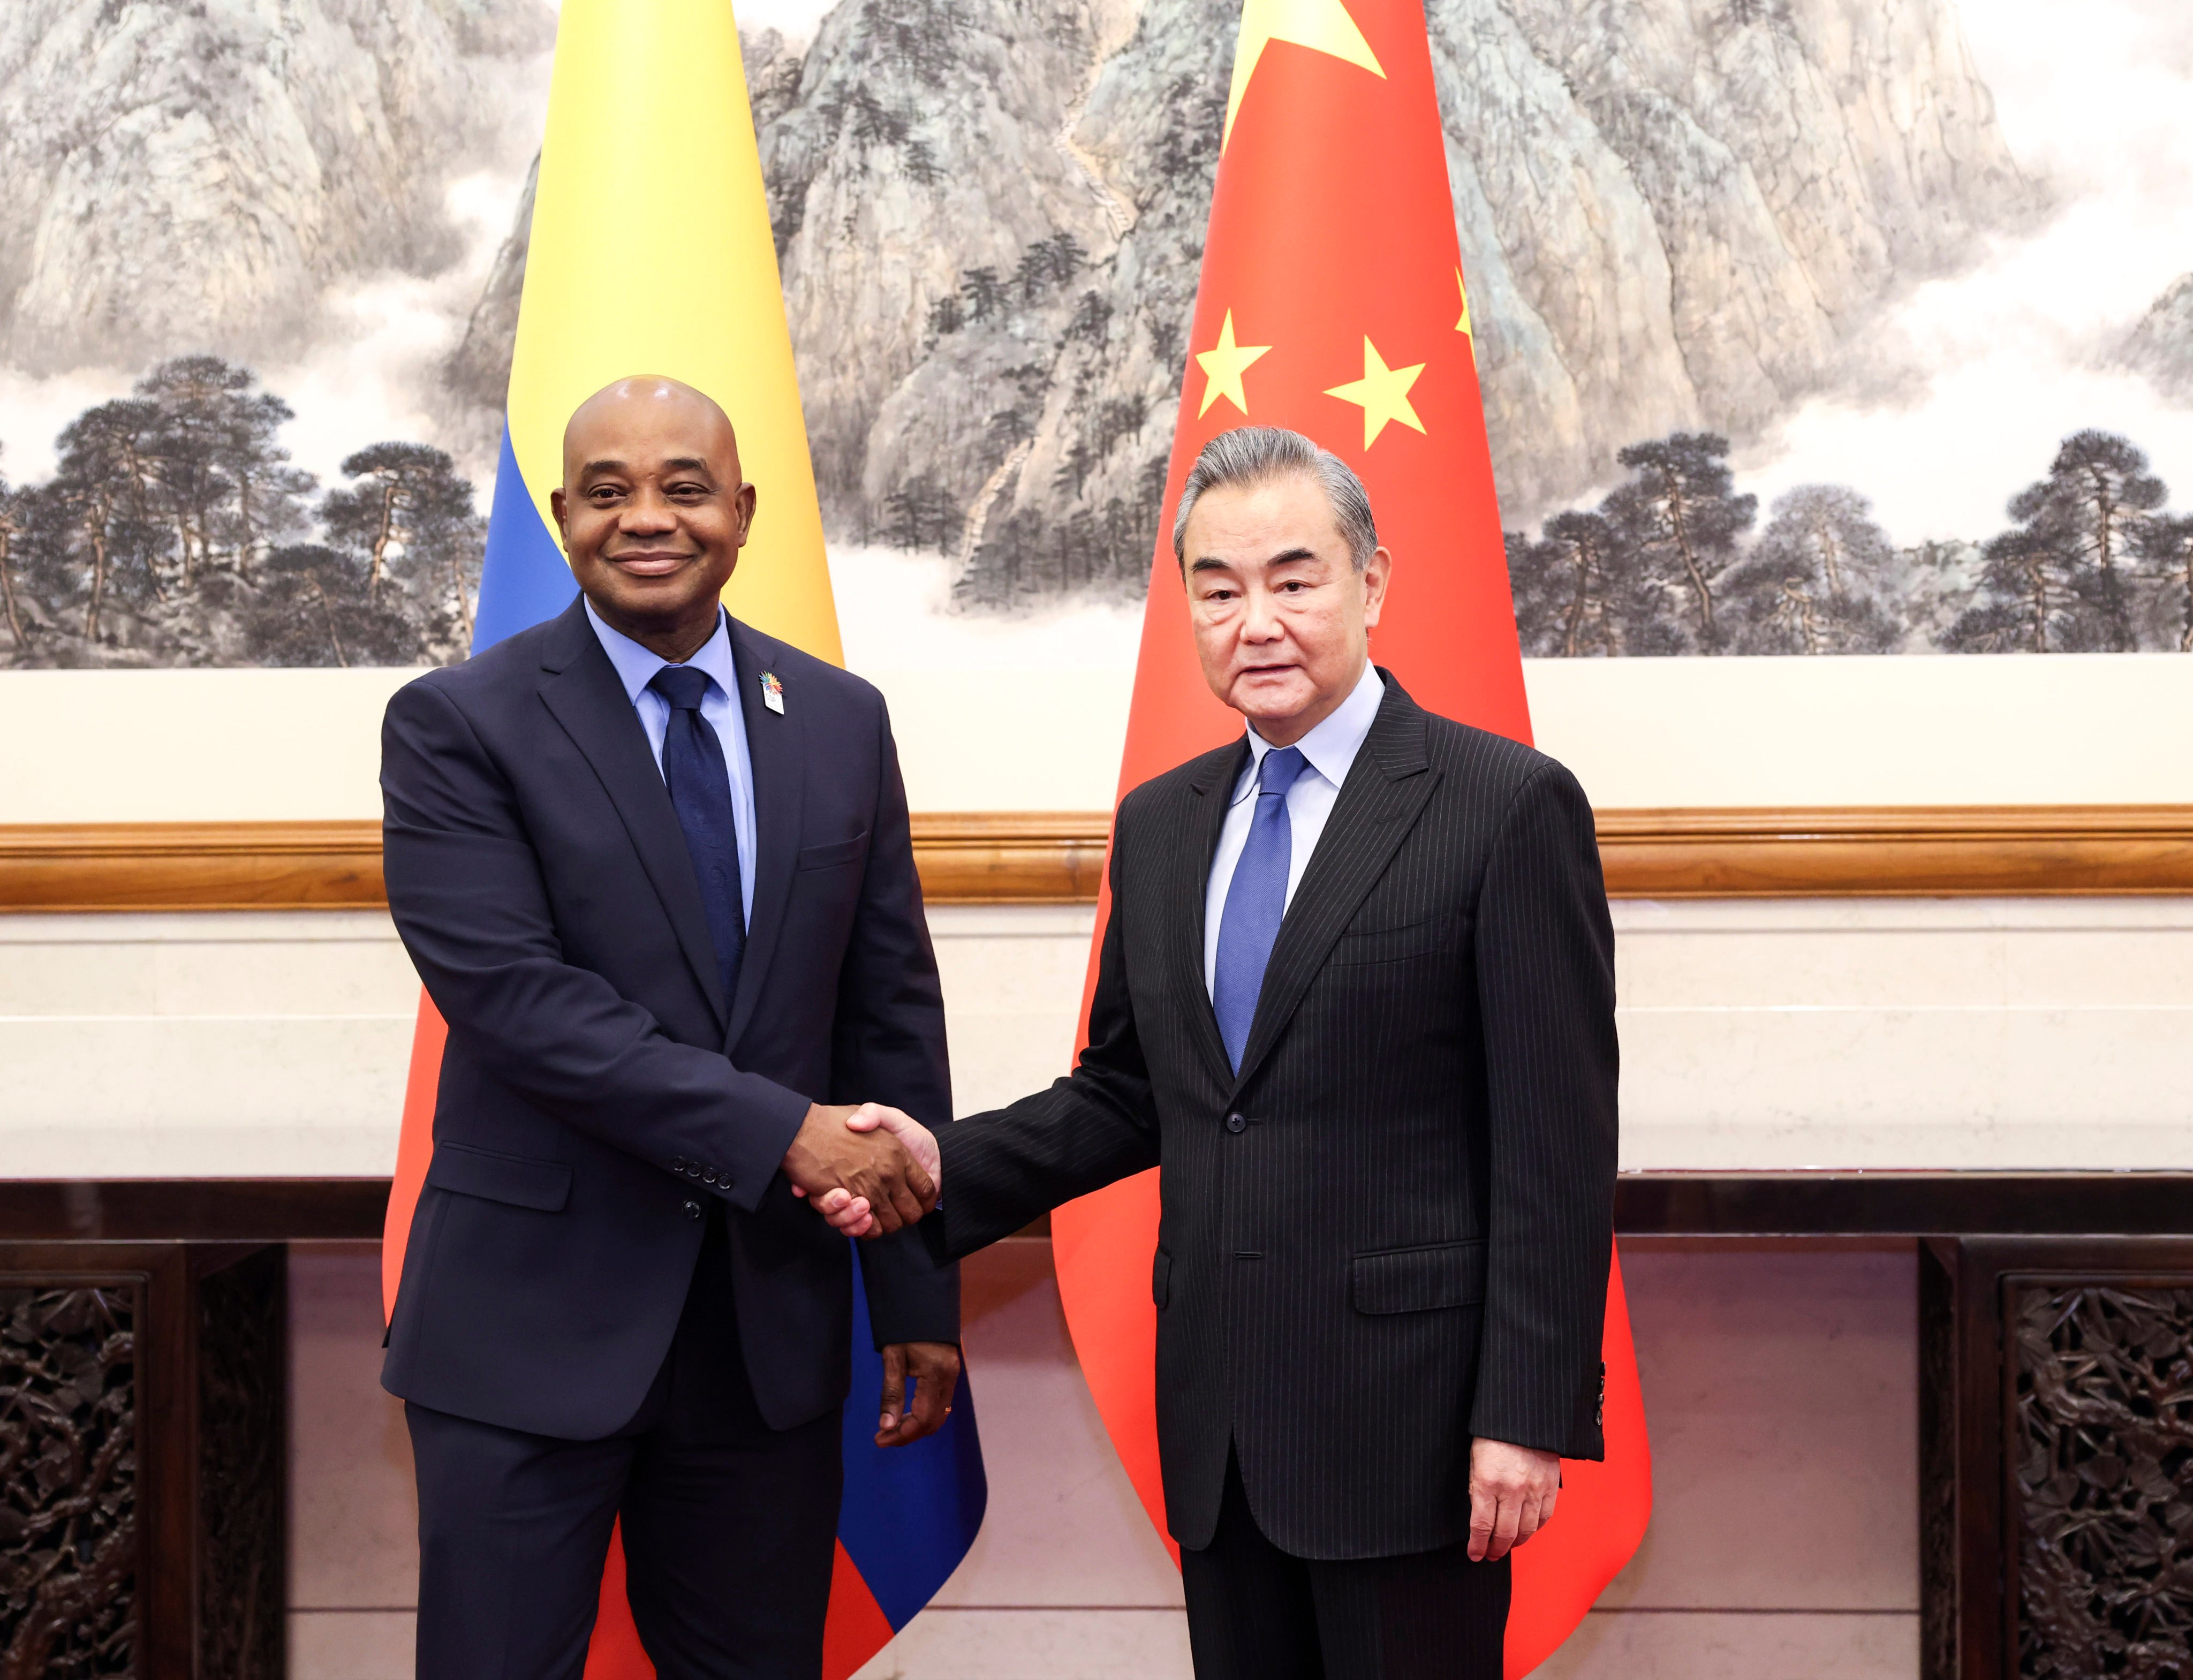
[379,6,983,1675]
[1047,0,1653,1668]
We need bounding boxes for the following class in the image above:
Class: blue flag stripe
[841,1246,989,1629]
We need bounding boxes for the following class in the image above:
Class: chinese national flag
[1048,0,1652,1669]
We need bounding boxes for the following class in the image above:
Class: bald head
[562,376,739,485]
[550,375,758,662]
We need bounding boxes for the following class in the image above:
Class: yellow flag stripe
[506,0,842,664]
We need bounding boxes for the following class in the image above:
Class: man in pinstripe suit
[824,426,1618,1680]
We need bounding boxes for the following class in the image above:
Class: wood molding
[6,806,2193,911]
[1593,806,2193,898]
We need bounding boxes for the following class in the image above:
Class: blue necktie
[1213,746,1308,1072]
[649,665,746,1009]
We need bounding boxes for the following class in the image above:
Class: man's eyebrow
[578,458,627,477]
[1265,547,1318,566]
[661,457,715,475]
[1189,556,1232,573]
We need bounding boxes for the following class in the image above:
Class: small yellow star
[1194,310,1273,419]
[1223,0,1385,152]
[1454,268,1472,338]
[1324,336,1427,448]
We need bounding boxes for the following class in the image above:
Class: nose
[1239,584,1284,642]
[619,486,678,533]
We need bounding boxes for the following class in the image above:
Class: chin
[1234,684,1314,725]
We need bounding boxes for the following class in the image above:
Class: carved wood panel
[2010,1281,2193,1679]
[0,1282,139,1678]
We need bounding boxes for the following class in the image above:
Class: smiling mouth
[603,551,696,576]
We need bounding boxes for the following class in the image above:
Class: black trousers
[1180,1454,1511,1680]
[406,1214,843,1680]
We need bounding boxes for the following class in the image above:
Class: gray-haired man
[827,426,1619,1680]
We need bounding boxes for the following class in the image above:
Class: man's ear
[735,482,758,546]
[549,487,570,550]
[1360,545,1394,629]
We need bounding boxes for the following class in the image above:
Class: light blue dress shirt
[585,600,759,929]
[1202,660,1386,998]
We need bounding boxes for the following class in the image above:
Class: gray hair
[1170,426,1378,570]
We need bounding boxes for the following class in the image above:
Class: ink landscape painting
[0,0,2189,669]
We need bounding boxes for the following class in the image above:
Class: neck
[1246,655,1369,748]
[589,595,720,664]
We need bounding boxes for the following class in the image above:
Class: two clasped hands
[777,1101,1560,1564]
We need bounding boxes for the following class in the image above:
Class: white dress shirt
[585,599,759,928]
[1202,660,1387,997]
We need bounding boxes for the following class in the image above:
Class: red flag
[1049,0,1652,1667]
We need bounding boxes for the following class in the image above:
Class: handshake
[781,1101,941,1238]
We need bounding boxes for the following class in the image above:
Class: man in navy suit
[379,376,954,1679]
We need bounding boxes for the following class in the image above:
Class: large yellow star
[1223,0,1385,151]
[1194,310,1272,418]
[1324,337,1427,448]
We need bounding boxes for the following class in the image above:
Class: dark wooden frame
[0,1240,285,1679]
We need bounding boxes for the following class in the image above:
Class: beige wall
[11,653,2193,822]
[288,1237,1920,1680]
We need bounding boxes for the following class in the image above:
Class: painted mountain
[5,0,2192,662]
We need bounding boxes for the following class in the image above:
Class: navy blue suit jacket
[379,596,957,1440]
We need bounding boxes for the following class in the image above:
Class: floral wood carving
[0,1285,138,1679]
[2013,1283,2193,1679]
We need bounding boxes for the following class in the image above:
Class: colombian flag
[379,5,987,1675]
[1049,0,1653,1670]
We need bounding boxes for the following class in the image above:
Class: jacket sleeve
[380,675,811,1211]
[830,697,961,1348]
[1465,760,1620,1460]
[928,812,1163,1260]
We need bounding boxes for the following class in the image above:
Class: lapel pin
[760,671,786,715]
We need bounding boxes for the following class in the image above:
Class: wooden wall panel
[6,807,2193,910]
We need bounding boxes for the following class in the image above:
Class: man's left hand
[1467,1438,1560,1562]
[877,1341,961,1447]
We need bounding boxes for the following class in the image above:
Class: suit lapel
[535,600,728,1027]
[725,619,803,1049]
[1177,738,1250,1091]
[1230,676,1438,1094]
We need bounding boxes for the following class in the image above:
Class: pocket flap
[1152,1245,1173,1310]
[797,831,870,871]
[1350,1240,1486,1314]
[425,1142,572,1213]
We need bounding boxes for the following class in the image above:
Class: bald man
[379,378,958,1679]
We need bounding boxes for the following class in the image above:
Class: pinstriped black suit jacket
[932,671,1617,1560]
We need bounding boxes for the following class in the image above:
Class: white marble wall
[285,1239,1919,1680]
[7,896,2193,1174]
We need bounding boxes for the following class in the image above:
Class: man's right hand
[782,1103,935,1233]
[814,1106,940,1238]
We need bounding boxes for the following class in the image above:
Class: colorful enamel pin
[760,671,785,714]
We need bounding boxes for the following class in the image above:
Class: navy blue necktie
[649,665,746,1008]
[1213,746,1308,1071]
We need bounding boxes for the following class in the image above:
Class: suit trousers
[1179,1453,1510,1680]
[406,1210,843,1680]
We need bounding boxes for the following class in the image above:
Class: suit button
[671,1157,687,1172]
[686,1163,701,1178]
[682,1200,702,1220]
[1225,1112,1246,1133]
